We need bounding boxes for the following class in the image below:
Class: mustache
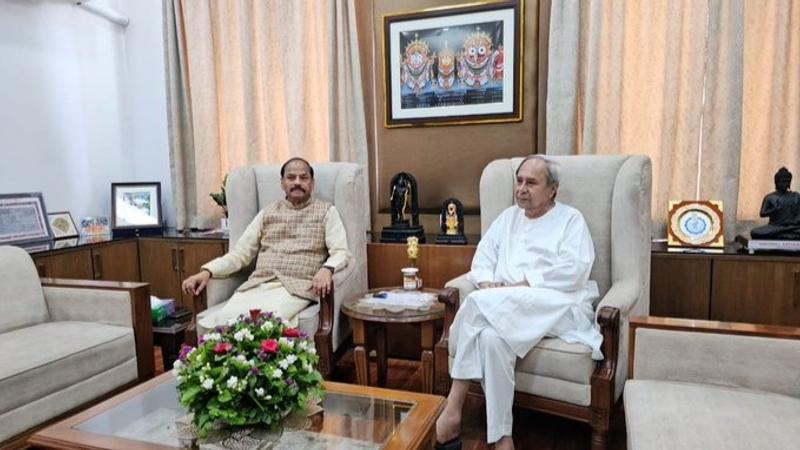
[290,187,306,193]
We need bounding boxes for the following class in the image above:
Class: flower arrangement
[173,309,323,437]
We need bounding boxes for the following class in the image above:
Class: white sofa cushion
[0,321,135,414]
[625,379,800,450]
[0,246,49,334]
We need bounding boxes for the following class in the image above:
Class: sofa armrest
[596,279,640,318]
[40,278,154,381]
[628,316,800,397]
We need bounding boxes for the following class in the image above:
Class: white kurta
[449,202,602,443]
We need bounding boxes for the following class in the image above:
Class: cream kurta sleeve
[467,207,506,286]
[322,206,351,272]
[202,210,265,277]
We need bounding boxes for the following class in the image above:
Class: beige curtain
[164,0,368,229]
[547,0,745,240]
[736,0,800,234]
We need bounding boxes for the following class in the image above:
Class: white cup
[401,267,422,290]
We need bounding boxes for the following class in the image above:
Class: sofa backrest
[0,246,49,333]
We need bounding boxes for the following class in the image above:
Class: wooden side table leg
[375,324,387,387]
[421,321,435,394]
[352,318,369,386]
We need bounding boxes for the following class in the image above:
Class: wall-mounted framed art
[111,182,163,234]
[383,0,523,127]
[0,192,53,246]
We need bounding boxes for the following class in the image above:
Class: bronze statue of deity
[750,167,800,240]
[435,198,467,245]
[381,172,425,243]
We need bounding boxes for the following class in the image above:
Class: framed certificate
[667,200,724,248]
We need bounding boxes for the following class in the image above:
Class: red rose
[249,309,262,321]
[283,328,300,338]
[213,342,233,354]
[260,339,279,353]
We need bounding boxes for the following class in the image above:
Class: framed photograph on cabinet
[383,0,523,127]
[111,182,163,234]
[0,192,53,245]
[47,211,79,239]
[668,200,724,248]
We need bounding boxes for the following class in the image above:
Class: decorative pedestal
[380,225,426,244]
[435,233,467,245]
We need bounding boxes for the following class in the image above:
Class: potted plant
[210,174,228,230]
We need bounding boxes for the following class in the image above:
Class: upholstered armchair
[434,155,652,449]
[198,162,368,378]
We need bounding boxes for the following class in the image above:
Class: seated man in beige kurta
[181,157,351,332]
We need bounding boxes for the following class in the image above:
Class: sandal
[435,437,462,450]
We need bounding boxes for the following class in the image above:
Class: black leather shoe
[435,437,462,450]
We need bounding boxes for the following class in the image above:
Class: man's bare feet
[494,435,514,450]
[435,401,462,444]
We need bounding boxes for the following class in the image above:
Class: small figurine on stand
[381,172,426,243]
[402,236,422,290]
[750,167,800,240]
[436,198,467,244]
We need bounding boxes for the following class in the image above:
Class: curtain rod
[75,1,129,28]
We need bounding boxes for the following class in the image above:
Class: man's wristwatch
[322,265,335,274]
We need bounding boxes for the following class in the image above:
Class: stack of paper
[359,291,435,310]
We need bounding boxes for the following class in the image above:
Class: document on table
[358,291,436,310]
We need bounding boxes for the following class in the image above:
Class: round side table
[341,287,444,393]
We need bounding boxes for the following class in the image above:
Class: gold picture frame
[667,200,724,248]
[383,0,524,127]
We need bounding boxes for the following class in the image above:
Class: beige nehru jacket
[202,201,351,295]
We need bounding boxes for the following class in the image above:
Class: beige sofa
[625,316,800,450]
[0,245,153,444]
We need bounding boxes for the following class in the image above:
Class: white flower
[196,353,204,364]
[171,367,181,377]
[248,359,257,366]
[234,329,254,342]
[227,376,239,389]
[303,362,313,373]
[255,387,265,397]
[285,354,298,364]
[279,338,294,349]
[308,347,317,355]
[203,332,221,342]
[227,317,238,326]
[265,395,272,400]
[278,359,290,369]
[234,331,245,341]
[177,375,185,383]
[202,378,214,390]
[235,354,248,363]
[298,341,308,351]
[261,321,274,331]
[172,360,184,370]
[272,368,283,379]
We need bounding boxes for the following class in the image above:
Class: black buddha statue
[750,167,800,240]
[380,172,425,243]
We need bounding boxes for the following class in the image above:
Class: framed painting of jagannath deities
[383,0,523,127]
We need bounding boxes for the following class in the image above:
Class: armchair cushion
[624,380,800,450]
[0,246,49,334]
[0,321,135,415]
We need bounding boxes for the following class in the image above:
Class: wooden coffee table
[342,288,444,394]
[29,373,444,450]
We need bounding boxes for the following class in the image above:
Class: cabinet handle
[171,248,178,272]
[36,262,47,278]
[93,253,102,279]
[179,248,185,272]
[794,270,800,308]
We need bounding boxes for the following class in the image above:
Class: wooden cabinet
[91,240,140,282]
[139,239,226,314]
[651,251,800,327]
[651,254,711,319]
[711,258,800,326]
[33,249,93,279]
[367,243,476,290]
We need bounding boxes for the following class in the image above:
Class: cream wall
[0,0,173,227]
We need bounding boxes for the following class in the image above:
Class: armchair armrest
[444,273,475,304]
[205,270,249,308]
[40,278,154,381]
[628,316,800,396]
[596,279,640,318]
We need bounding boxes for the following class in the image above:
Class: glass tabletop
[75,378,415,449]
[342,288,444,321]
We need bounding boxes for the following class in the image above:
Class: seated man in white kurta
[435,155,602,450]
[181,157,351,332]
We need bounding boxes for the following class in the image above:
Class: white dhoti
[197,281,310,334]
[449,286,602,443]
